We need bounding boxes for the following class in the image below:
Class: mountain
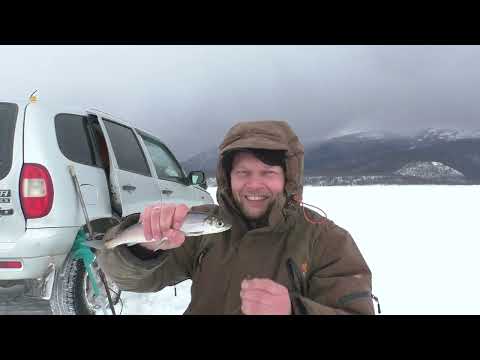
[303,161,471,186]
[180,128,480,185]
[303,129,480,182]
[413,128,480,143]
[181,146,219,175]
[393,161,465,179]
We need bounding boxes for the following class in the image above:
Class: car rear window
[0,103,19,180]
[55,113,98,167]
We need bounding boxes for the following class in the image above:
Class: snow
[120,280,192,315]
[330,131,390,142]
[393,161,465,179]
[418,128,480,141]
[354,131,389,140]
[120,185,480,315]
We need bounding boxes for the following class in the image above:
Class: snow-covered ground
[120,185,480,315]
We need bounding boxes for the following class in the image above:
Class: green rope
[72,229,100,296]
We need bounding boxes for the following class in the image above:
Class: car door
[94,115,162,216]
[136,130,207,207]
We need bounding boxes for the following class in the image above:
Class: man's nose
[244,175,266,189]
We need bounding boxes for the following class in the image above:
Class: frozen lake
[121,185,480,315]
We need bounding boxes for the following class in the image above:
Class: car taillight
[20,163,54,219]
[0,261,22,269]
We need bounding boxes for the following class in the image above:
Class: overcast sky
[1,45,480,160]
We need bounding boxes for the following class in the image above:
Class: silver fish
[85,208,231,250]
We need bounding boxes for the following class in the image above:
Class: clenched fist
[139,203,190,251]
[240,278,292,315]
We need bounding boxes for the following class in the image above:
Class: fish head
[203,215,232,234]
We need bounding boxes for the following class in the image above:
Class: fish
[84,206,231,250]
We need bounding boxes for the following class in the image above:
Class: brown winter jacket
[96,121,375,315]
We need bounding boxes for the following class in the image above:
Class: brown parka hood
[216,121,305,229]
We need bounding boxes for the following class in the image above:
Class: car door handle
[162,189,173,195]
[122,185,136,192]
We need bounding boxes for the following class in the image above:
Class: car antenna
[29,89,39,103]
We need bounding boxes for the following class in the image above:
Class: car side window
[102,119,151,177]
[138,132,185,182]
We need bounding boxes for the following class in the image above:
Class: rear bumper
[0,227,78,280]
[0,255,66,280]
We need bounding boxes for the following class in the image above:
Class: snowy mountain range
[394,161,465,179]
[181,128,480,185]
[414,128,480,143]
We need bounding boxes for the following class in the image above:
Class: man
[97,121,375,315]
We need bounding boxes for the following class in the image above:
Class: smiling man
[97,121,376,315]
[228,149,286,225]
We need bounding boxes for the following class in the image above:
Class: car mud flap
[24,261,56,300]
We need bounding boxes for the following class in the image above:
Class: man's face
[230,152,285,220]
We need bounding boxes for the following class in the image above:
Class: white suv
[0,99,214,314]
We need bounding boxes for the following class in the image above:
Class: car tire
[50,251,121,315]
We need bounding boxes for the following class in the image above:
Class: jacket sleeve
[95,214,199,293]
[291,223,376,315]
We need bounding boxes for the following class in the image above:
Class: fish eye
[217,221,224,227]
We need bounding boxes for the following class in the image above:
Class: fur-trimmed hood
[216,121,304,229]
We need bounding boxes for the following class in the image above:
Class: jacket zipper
[286,258,308,315]
[196,243,214,273]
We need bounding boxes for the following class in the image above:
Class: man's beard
[234,196,276,228]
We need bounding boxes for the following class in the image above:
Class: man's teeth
[245,195,268,201]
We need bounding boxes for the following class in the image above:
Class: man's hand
[139,203,190,251]
[240,278,292,315]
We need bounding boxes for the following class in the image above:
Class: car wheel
[50,251,121,315]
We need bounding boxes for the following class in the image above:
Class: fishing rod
[68,165,117,315]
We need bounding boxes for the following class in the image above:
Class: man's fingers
[159,205,175,233]
[142,206,153,241]
[141,203,189,248]
[240,288,274,306]
[241,278,287,296]
[164,229,185,247]
[151,206,163,240]
[241,300,275,315]
[172,204,190,230]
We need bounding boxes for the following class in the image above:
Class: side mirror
[188,171,207,189]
